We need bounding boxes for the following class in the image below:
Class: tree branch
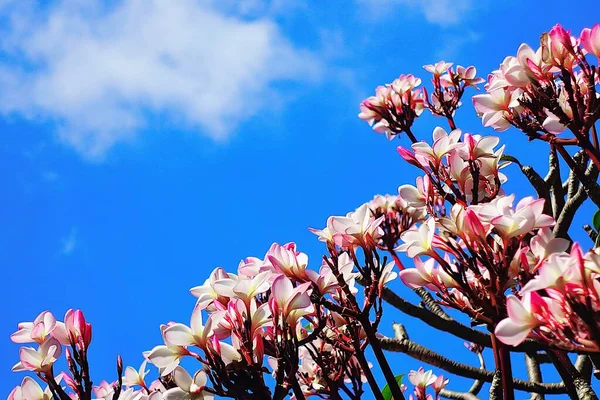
[378,333,566,394]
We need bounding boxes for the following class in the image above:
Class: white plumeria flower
[163,367,213,400]
[123,360,149,388]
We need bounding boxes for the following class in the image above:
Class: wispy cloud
[61,227,78,256]
[435,30,480,60]
[0,0,322,158]
[356,0,475,25]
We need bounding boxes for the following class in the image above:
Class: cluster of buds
[398,126,507,207]
[472,24,600,147]
[405,368,448,400]
[358,74,425,140]
[423,62,485,126]
[495,244,600,350]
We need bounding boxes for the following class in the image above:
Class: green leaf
[381,374,404,400]
[593,209,600,232]
[500,154,522,167]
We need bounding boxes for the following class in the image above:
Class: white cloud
[0,0,322,158]
[61,227,78,256]
[357,0,474,25]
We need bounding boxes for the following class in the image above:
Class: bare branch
[526,352,545,400]
[379,334,566,394]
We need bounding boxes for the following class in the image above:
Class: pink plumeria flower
[379,261,397,288]
[267,242,309,281]
[163,367,213,400]
[147,325,191,376]
[230,270,271,305]
[408,367,437,388]
[190,268,238,311]
[397,218,436,258]
[123,360,149,389]
[399,257,456,290]
[495,293,543,346]
[163,304,216,349]
[521,245,583,294]
[12,337,62,373]
[411,127,463,167]
[93,381,115,399]
[11,311,57,344]
[580,24,600,58]
[423,61,453,77]
[432,374,449,394]
[269,275,313,327]
[472,89,520,132]
[11,377,53,400]
[330,203,384,248]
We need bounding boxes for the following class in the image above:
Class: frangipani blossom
[12,377,53,400]
[408,367,437,388]
[423,61,453,76]
[163,367,213,400]
[163,304,215,349]
[472,89,520,131]
[397,218,436,258]
[330,203,384,248]
[495,293,543,346]
[11,311,57,344]
[123,360,149,388]
[580,24,600,57]
[189,268,237,311]
[269,275,313,326]
[12,337,62,373]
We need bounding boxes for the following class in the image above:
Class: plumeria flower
[399,257,456,290]
[11,311,58,344]
[330,203,384,248]
[495,293,543,346]
[163,367,213,400]
[432,374,449,394]
[147,325,191,376]
[123,360,149,389]
[163,304,216,349]
[230,270,271,305]
[12,337,62,373]
[94,381,116,399]
[189,268,238,311]
[423,61,453,77]
[411,127,463,167]
[472,89,520,132]
[267,242,309,281]
[397,218,436,258]
[408,367,437,388]
[580,24,600,58]
[10,377,53,400]
[269,275,313,327]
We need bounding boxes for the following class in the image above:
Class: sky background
[1,0,599,398]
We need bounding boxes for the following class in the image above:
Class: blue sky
[1,0,599,398]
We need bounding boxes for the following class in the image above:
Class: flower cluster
[358,74,425,139]
[473,24,600,139]
[398,126,507,206]
[145,239,396,398]
[495,244,600,350]
[423,62,485,125]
